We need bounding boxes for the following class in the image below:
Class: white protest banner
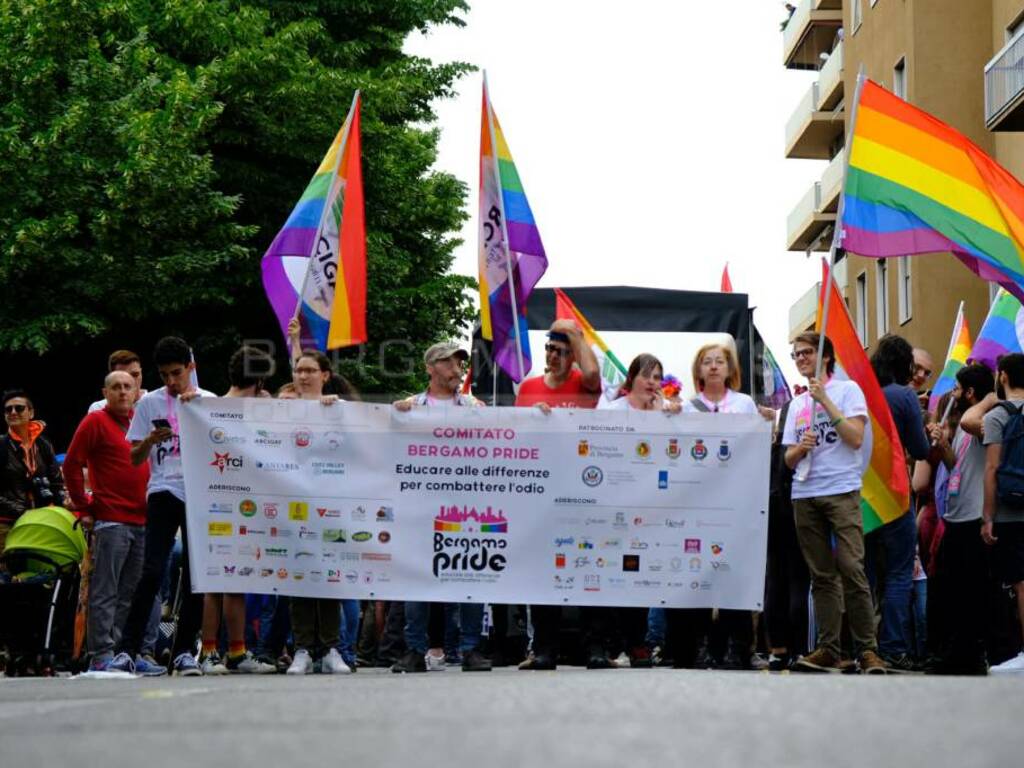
[180,399,771,609]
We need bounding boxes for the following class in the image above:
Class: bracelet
[831,415,845,427]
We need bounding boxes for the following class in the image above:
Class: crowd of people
[1,319,1023,678]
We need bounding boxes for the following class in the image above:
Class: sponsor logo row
[204,565,389,585]
[208,500,393,523]
[208,521,391,545]
[577,438,733,463]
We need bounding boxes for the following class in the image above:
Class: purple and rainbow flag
[929,302,972,411]
[478,76,548,382]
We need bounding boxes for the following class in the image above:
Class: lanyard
[947,430,974,497]
[699,390,729,413]
[165,390,180,454]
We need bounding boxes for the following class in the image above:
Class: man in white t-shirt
[108,337,214,677]
[782,332,885,674]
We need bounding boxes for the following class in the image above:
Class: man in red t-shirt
[517,320,604,670]
[64,371,150,671]
[514,319,601,409]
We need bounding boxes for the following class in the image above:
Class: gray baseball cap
[424,342,469,365]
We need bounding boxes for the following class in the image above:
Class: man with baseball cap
[391,340,491,673]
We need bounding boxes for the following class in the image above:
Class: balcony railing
[818,40,844,110]
[820,149,846,212]
[785,82,845,159]
[985,31,1024,130]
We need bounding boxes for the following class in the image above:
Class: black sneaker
[882,653,918,674]
[767,653,790,672]
[391,650,427,673]
[586,647,612,669]
[518,653,556,671]
[461,648,492,672]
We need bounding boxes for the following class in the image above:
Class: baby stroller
[0,506,87,676]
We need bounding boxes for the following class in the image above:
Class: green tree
[0,0,475,401]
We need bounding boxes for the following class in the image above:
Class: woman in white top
[595,353,679,666]
[668,342,771,670]
[598,353,681,414]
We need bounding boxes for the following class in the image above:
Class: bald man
[64,371,151,671]
[913,348,935,408]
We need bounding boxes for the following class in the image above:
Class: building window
[893,57,906,99]
[876,260,889,337]
[897,256,912,323]
[852,0,863,33]
[856,272,868,346]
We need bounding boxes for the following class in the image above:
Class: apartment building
[784,0,1024,369]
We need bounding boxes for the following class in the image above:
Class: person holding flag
[782,332,886,674]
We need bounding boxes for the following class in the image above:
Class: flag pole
[934,300,966,432]
[483,71,527,382]
[291,90,360,359]
[816,67,867,379]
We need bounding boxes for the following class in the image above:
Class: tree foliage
[0,0,475,397]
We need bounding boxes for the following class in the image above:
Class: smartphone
[152,418,172,429]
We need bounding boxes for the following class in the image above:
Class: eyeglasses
[790,349,815,360]
[4,404,27,414]
[545,344,571,357]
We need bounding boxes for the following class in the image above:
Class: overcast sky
[406,0,822,385]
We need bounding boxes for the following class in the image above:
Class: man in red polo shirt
[515,319,601,409]
[65,370,151,672]
[516,319,602,670]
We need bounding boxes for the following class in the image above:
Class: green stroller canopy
[4,506,87,571]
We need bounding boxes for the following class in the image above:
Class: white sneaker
[425,651,446,672]
[228,651,276,675]
[199,653,228,675]
[611,652,631,669]
[321,648,352,675]
[990,651,1024,674]
[286,649,313,675]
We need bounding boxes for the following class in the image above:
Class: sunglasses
[4,404,27,414]
[545,344,571,357]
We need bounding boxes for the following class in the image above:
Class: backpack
[995,401,1024,508]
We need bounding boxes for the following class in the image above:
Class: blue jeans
[338,599,360,665]
[404,602,483,655]
[866,510,916,657]
[646,608,666,647]
[911,579,927,660]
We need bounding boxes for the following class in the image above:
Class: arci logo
[210,452,244,473]
[432,504,509,579]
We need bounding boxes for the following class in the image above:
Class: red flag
[720,264,733,293]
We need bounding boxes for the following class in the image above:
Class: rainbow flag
[841,79,1024,301]
[817,261,910,533]
[928,303,973,412]
[261,93,366,352]
[478,77,548,382]
[554,288,626,395]
[970,288,1023,371]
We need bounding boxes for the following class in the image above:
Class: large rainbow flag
[841,78,1024,301]
[970,288,1023,371]
[817,261,910,533]
[928,302,972,412]
[261,93,366,352]
[478,77,548,382]
[554,288,626,395]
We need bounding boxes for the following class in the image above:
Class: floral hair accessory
[661,374,681,399]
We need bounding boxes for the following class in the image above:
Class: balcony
[785,82,845,159]
[783,0,844,71]
[786,182,835,252]
[788,257,848,338]
[818,40,844,111]
[820,149,846,212]
[985,30,1024,131]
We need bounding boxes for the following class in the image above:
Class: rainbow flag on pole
[817,261,909,533]
[478,75,548,382]
[261,92,366,352]
[554,288,626,394]
[969,288,1023,371]
[928,302,972,412]
[840,78,1024,301]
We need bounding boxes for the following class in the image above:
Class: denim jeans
[404,602,483,654]
[866,510,916,658]
[646,608,666,648]
[911,578,927,660]
[338,599,360,664]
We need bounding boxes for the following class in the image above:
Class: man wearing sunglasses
[514,319,601,409]
[1,390,66,561]
[515,320,601,670]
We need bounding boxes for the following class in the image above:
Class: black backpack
[995,401,1024,508]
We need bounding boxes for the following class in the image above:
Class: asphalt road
[1,667,1020,768]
